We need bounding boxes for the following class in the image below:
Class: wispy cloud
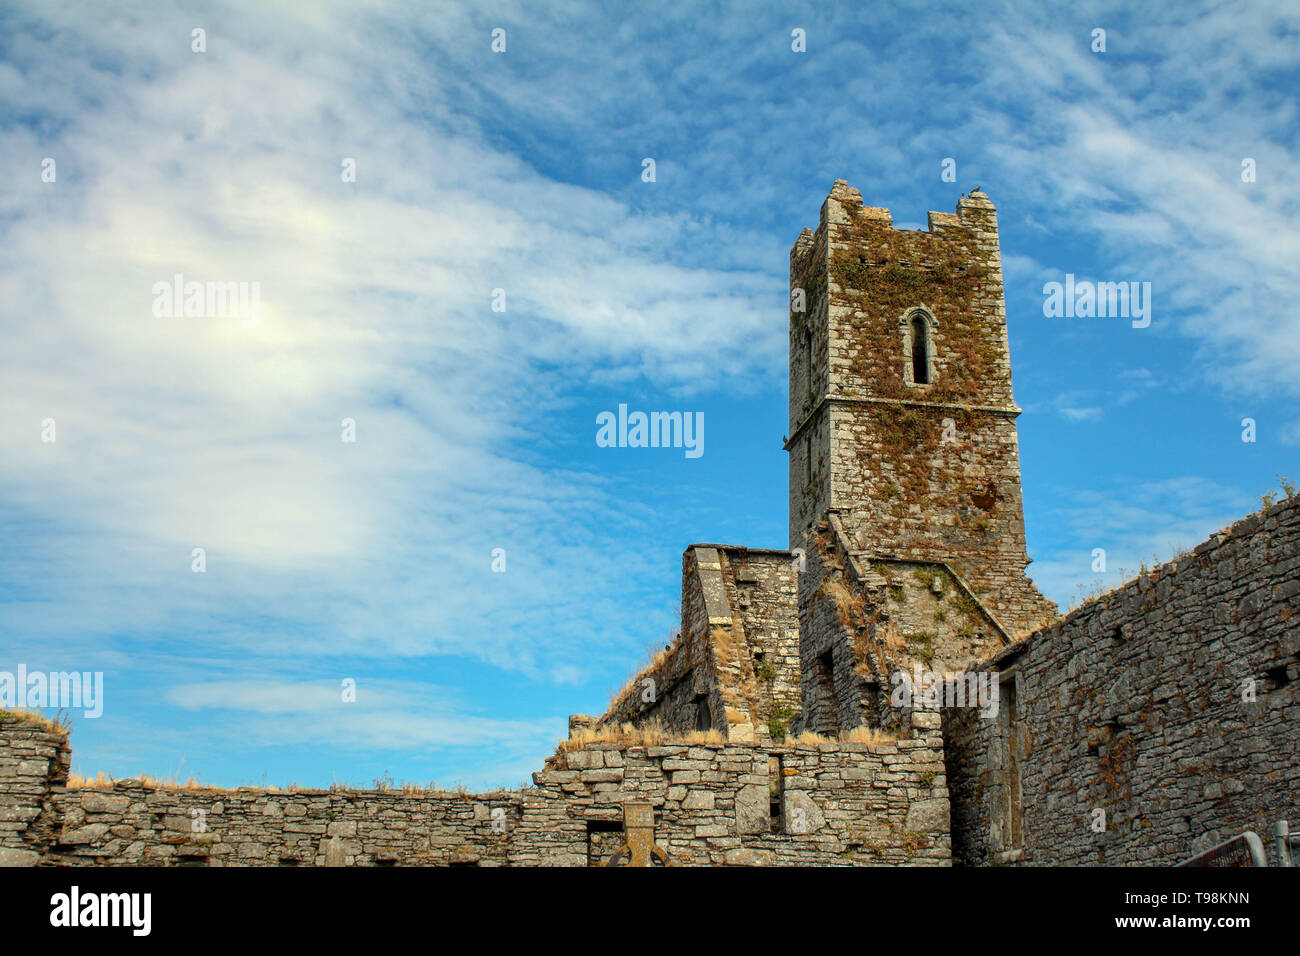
[2,0,1297,787]
[1027,476,1257,606]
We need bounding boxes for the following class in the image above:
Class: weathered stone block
[734,785,769,834]
[681,790,715,811]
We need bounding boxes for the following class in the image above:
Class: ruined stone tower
[6,174,1293,870]
[787,181,1056,733]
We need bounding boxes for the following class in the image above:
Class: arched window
[911,315,930,385]
[902,308,936,386]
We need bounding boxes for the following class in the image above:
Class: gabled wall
[599,545,798,743]
[795,512,1006,738]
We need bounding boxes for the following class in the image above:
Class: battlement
[787,181,1054,640]
[791,180,1000,277]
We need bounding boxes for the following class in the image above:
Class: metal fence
[1178,819,1295,867]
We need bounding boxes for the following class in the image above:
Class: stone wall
[0,714,71,866]
[527,720,950,866]
[942,654,1022,865]
[600,545,799,744]
[795,514,876,737]
[795,513,1007,739]
[598,546,730,736]
[714,547,801,740]
[47,783,519,867]
[864,557,1008,672]
[789,219,832,547]
[944,495,1300,865]
[0,711,951,867]
[6,497,1295,868]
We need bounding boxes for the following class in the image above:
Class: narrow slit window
[804,326,815,400]
[1003,675,1022,846]
[910,314,930,385]
[769,755,784,832]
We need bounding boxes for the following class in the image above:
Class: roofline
[685,543,793,557]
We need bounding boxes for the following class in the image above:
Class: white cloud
[1058,406,1102,422]
[4,0,1298,788]
[0,2,776,686]
[971,10,1300,400]
[1027,476,1256,607]
[164,678,558,754]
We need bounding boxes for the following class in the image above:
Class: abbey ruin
[3,182,1296,866]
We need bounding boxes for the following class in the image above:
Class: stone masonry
[600,545,800,743]
[789,182,1056,639]
[0,716,70,867]
[1,710,951,867]
[944,495,1300,865]
[1,181,1294,866]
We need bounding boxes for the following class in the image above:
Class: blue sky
[1,1,1296,789]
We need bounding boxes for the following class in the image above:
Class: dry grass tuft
[551,722,729,765]
[67,771,476,795]
[66,772,114,789]
[0,708,70,735]
[556,721,665,756]
[821,576,866,629]
[67,771,223,791]
[785,726,899,747]
[680,728,726,745]
[783,731,827,745]
[840,725,898,745]
[710,625,736,664]
[605,636,679,717]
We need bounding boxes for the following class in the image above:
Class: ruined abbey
[3,181,1297,866]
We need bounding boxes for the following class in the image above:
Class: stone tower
[787,180,1055,641]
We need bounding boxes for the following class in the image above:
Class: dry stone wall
[48,783,519,867]
[944,495,1300,865]
[795,515,870,737]
[527,721,950,866]
[0,715,70,867]
[795,513,1006,739]
[789,222,832,546]
[5,499,1294,868]
[864,557,1007,673]
[714,548,801,742]
[599,546,737,737]
[0,712,951,867]
[600,546,799,744]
